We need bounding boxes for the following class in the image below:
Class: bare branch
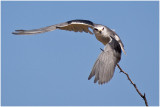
[99,48,148,106]
[116,64,148,106]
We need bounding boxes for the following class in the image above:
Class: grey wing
[88,44,120,84]
[12,19,94,35]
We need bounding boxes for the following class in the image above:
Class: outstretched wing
[88,38,121,84]
[12,19,94,35]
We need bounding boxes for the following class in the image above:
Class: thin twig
[99,48,148,106]
[116,64,148,106]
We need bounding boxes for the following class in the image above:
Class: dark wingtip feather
[94,78,98,83]
[12,30,23,35]
[12,31,19,35]
[88,73,94,80]
[88,76,91,80]
[12,32,16,35]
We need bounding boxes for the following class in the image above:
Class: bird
[12,19,126,85]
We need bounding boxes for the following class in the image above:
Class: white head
[93,25,108,35]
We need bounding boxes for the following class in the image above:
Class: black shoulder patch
[109,37,122,54]
[67,19,94,26]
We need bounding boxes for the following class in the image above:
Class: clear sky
[1,1,159,106]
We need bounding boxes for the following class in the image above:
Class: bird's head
[93,25,108,35]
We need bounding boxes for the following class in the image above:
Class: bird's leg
[100,48,104,52]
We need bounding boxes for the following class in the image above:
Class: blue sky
[1,1,159,106]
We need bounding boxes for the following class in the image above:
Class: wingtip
[12,31,18,35]
[12,30,24,35]
[88,75,92,80]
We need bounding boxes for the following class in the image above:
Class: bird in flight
[12,19,126,85]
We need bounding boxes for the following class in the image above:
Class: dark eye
[94,28,98,31]
[102,27,104,30]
